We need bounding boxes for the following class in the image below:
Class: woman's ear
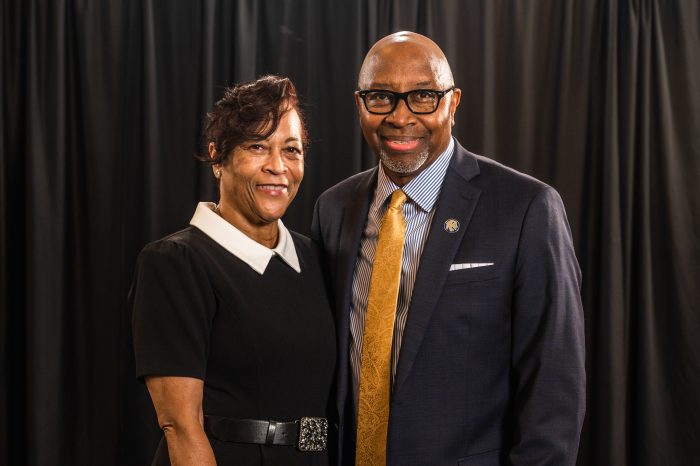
[209,143,222,179]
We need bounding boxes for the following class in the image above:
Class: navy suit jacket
[311,141,585,466]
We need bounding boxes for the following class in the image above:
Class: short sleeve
[129,238,216,381]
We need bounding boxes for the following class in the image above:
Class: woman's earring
[215,169,222,178]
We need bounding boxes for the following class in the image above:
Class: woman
[129,75,335,466]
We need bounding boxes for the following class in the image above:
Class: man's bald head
[358,31,454,89]
[354,31,461,186]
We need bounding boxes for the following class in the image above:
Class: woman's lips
[382,137,421,152]
[257,184,288,196]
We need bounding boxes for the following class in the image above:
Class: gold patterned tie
[356,189,408,466]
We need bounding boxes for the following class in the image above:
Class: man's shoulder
[455,145,553,198]
[450,142,564,213]
[317,166,377,205]
[459,152,567,221]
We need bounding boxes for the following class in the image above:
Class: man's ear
[354,92,364,112]
[449,88,462,126]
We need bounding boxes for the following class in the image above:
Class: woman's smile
[256,183,289,195]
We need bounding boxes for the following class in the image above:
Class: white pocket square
[449,262,494,271]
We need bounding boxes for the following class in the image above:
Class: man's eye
[414,91,436,101]
[368,92,392,102]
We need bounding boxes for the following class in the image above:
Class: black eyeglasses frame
[356,87,455,115]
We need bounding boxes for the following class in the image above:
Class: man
[312,31,585,466]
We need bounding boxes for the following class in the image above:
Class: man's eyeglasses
[356,87,455,115]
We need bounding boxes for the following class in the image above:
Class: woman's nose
[264,150,287,174]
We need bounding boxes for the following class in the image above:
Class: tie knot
[389,190,408,210]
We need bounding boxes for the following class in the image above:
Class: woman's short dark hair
[199,75,308,165]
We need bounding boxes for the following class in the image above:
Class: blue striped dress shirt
[350,137,455,407]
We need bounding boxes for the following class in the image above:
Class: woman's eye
[245,143,270,154]
[285,146,303,157]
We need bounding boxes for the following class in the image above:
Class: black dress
[130,226,336,466]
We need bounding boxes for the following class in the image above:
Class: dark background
[2,1,699,465]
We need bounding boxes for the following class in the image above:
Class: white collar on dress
[189,202,301,275]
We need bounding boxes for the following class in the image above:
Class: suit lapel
[335,168,376,425]
[394,145,482,394]
[336,168,377,320]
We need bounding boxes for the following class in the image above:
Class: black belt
[203,415,328,452]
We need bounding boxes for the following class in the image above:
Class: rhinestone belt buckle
[297,417,328,451]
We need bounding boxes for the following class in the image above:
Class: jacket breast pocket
[444,266,499,285]
[457,448,502,465]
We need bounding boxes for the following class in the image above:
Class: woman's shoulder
[288,230,320,257]
[138,226,213,264]
[288,230,328,280]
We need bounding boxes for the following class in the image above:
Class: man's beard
[378,148,430,174]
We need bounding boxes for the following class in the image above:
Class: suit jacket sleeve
[509,185,586,466]
[311,199,322,245]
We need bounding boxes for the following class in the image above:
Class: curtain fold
[2,1,699,465]
[578,2,700,464]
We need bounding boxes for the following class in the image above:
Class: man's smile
[381,136,423,152]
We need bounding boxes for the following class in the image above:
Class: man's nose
[385,97,415,126]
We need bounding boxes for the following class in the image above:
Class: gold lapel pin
[444,219,460,233]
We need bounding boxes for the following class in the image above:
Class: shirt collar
[189,202,301,275]
[374,137,455,212]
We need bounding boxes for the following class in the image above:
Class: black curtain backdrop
[2,1,699,465]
